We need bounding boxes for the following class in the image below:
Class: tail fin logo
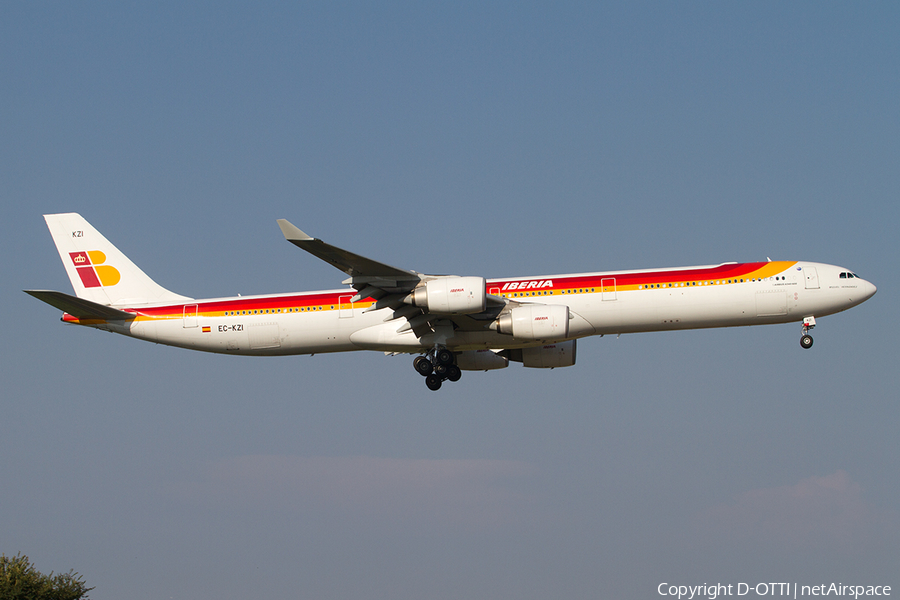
[69,251,121,288]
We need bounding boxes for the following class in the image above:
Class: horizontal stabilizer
[24,290,135,320]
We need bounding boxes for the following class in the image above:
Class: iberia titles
[500,280,554,291]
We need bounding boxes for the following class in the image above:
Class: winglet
[277,219,314,242]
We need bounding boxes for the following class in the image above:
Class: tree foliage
[0,554,92,600]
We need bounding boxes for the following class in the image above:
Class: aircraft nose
[865,279,877,300]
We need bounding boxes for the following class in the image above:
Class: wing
[277,219,506,337]
[277,219,420,296]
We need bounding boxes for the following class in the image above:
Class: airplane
[26,213,876,391]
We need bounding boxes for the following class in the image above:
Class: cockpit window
[840,273,847,278]
[840,272,861,279]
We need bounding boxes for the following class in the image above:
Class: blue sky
[2,3,897,599]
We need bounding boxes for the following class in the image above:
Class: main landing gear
[413,347,461,391]
[800,316,816,349]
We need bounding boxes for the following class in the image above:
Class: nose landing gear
[800,316,816,349]
[413,346,461,391]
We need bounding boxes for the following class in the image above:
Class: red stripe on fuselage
[126,263,783,318]
[493,262,771,290]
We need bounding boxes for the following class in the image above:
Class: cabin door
[803,267,820,289]
[183,304,198,328]
[601,278,617,301]
[339,295,354,319]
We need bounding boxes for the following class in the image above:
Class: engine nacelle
[455,349,509,371]
[521,340,577,369]
[404,276,486,314]
[495,304,569,340]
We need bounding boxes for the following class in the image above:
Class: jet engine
[456,349,509,371]
[520,340,577,368]
[404,276,486,314]
[494,304,569,340]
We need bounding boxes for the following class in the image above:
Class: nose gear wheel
[800,317,816,350]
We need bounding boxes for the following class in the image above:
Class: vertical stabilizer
[43,213,192,306]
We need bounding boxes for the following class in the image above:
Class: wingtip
[277,219,314,241]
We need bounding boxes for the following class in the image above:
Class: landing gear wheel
[414,356,433,376]
[446,365,462,382]
[436,348,454,366]
[434,363,449,377]
[800,334,814,349]
[425,374,443,391]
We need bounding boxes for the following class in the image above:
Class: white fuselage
[81,260,874,356]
